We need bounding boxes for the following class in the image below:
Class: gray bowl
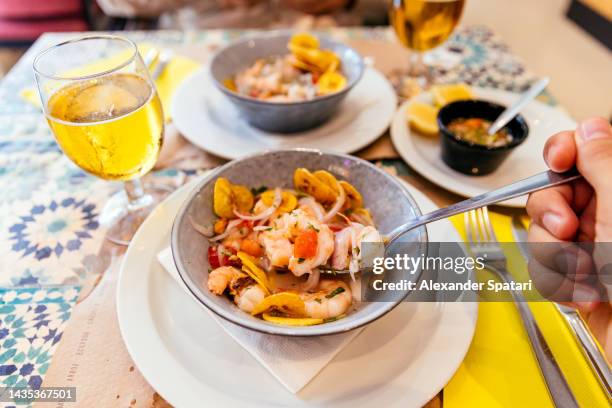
[171,149,428,336]
[209,31,364,133]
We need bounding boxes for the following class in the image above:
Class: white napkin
[157,247,363,393]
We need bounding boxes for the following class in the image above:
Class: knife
[511,216,612,399]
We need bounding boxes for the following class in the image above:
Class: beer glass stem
[124,179,154,211]
[408,51,429,84]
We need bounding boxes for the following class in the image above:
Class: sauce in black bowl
[437,100,529,176]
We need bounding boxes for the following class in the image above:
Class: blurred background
[0,0,610,120]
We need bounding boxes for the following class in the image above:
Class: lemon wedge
[407,102,439,136]
[431,83,473,106]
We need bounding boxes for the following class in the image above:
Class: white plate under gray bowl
[171,67,397,159]
[390,87,577,207]
[117,175,478,407]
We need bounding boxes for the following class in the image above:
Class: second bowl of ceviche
[209,31,364,133]
[171,149,427,336]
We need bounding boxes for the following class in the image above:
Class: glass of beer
[33,36,168,245]
[389,0,465,97]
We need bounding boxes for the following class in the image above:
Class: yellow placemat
[22,43,200,122]
[444,211,608,407]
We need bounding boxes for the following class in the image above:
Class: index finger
[543,130,577,172]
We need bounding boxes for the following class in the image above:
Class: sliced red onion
[260,257,271,272]
[217,243,226,266]
[350,212,374,226]
[209,219,244,242]
[302,268,320,291]
[322,180,346,223]
[233,188,281,221]
[348,226,359,281]
[189,216,214,237]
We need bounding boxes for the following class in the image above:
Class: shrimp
[298,196,325,221]
[233,284,266,313]
[301,280,352,319]
[285,210,334,276]
[259,209,334,276]
[207,266,266,313]
[357,226,382,245]
[207,266,242,295]
[331,224,383,270]
[260,229,292,267]
[331,226,355,270]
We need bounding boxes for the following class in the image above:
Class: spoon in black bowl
[487,77,550,136]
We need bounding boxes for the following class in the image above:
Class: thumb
[574,117,612,193]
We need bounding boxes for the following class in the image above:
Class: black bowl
[437,100,529,176]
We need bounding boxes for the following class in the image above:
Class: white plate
[117,176,477,408]
[390,87,577,207]
[171,67,397,159]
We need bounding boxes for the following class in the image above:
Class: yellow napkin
[444,211,609,407]
[22,43,200,122]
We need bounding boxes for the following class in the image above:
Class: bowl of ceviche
[209,31,364,133]
[171,149,427,336]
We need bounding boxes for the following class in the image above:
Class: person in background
[527,117,612,360]
[96,0,387,29]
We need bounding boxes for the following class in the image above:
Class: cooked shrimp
[331,224,383,270]
[260,229,292,267]
[208,266,265,313]
[298,196,325,221]
[285,210,334,276]
[259,209,333,276]
[301,280,352,319]
[331,225,356,270]
[233,284,266,313]
[357,226,382,245]
[207,266,242,295]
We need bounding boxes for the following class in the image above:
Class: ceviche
[224,33,348,102]
[191,168,383,326]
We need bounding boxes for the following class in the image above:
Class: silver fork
[465,207,579,408]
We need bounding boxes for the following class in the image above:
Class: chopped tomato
[208,246,221,269]
[241,239,263,257]
[208,245,241,269]
[312,72,320,84]
[294,229,318,259]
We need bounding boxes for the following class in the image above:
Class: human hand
[527,117,612,358]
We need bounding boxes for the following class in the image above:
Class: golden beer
[46,73,163,181]
[390,0,465,52]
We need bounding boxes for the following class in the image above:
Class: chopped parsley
[325,287,345,299]
[308,224,320,232]
[314,298,322,303]
[297,257,305,263]
[323,315,345,323]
